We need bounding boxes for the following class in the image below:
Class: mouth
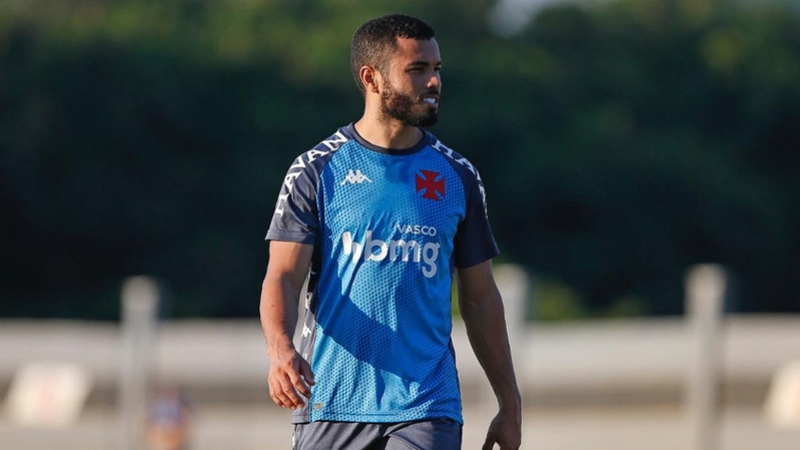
[422,95,439,106]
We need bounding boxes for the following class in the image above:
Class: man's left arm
[457,259,522,450]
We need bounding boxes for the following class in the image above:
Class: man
[260,14,522,450]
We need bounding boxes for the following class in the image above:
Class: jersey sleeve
[453,169,500,268]
[265,154,321,245]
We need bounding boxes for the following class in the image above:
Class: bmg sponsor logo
[341,228,440,278]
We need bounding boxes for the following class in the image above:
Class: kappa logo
[415,169,445,201]
[340,169,373,185]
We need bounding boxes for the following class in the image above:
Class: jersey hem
[292,410,464,425]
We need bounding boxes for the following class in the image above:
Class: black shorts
[292,418,462,450]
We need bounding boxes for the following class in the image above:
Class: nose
[427,71,441,90]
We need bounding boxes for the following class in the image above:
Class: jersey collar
[344,123,431,155]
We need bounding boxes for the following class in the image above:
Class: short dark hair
[350,14,436,95]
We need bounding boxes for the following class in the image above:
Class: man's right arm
[260,240,315,410]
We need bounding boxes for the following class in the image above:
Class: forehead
[390,37,441,65]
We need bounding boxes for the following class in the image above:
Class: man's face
[378,37,442,127]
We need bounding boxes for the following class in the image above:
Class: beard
[380,83,438,127]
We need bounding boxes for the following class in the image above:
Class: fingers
[269,374,306,409]
[287,366,313,399]
[299,359,316,386]
[483,437,518,450]
[268,352,314,410]
[269,369,308,409]
[268,379,289,408]
[286,358,315,401]
[483,412,521,450]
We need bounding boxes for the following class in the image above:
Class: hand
[482,409,522,450]
[268,347,315,410]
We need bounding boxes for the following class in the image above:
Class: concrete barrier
[2,315,799,407]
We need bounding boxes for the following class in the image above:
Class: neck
[353,115,422,150]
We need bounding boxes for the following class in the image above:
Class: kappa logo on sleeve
[415,169,445,201]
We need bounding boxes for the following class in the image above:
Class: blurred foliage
[533,278,588,322]
[1,0,798,320]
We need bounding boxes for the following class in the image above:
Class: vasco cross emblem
[415,169,445,201]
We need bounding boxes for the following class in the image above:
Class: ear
[359,66,381,94]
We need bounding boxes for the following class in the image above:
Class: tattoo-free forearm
[260,241,315,409]
[460,287,522,410]
[260,272,301,356]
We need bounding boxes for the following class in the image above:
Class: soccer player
[260,14,522,450]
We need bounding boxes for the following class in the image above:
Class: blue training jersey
[266,124,499,424]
